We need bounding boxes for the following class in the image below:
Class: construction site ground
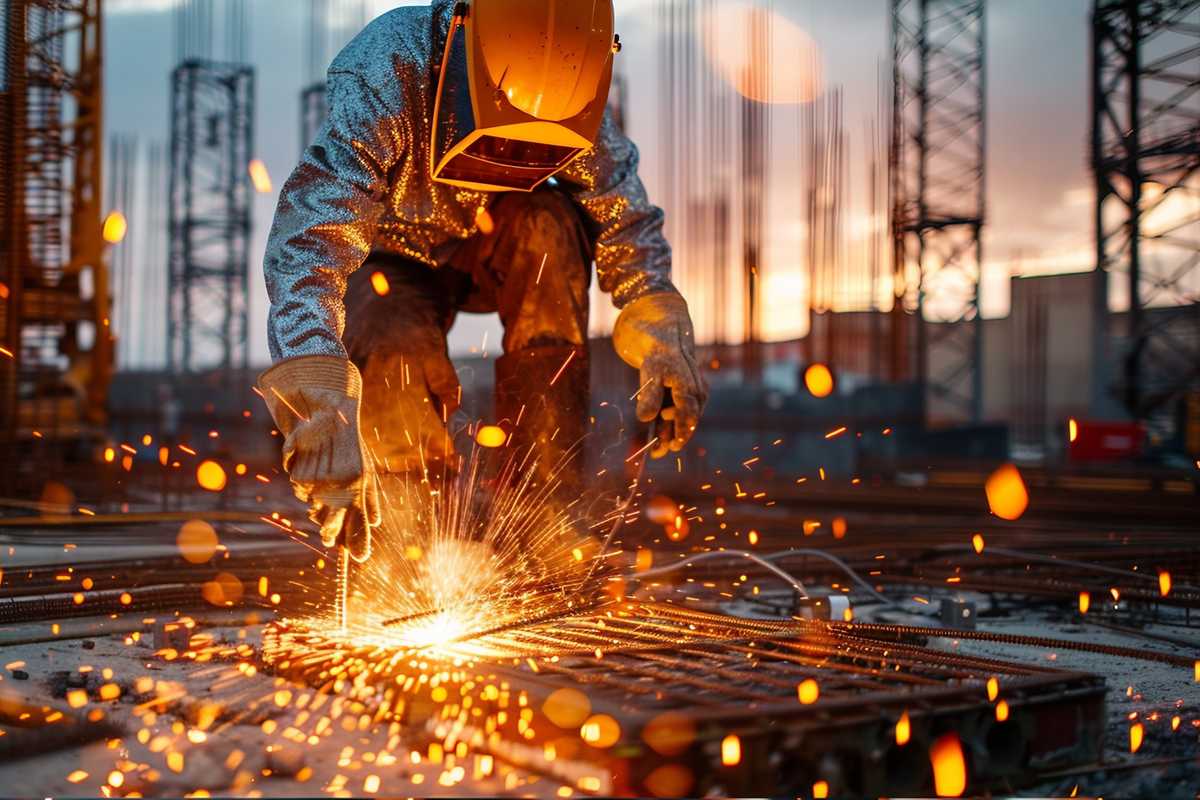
[0,476,1197,797]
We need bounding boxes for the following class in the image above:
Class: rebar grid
[263,600,1099,715]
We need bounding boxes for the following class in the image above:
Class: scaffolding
[1092,0,1200,430]
[891,0,987,424]
[166,59,254,375]
[0,0,110,454]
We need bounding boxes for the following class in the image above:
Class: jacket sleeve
[558,110,676,308]
[264,70,405,361]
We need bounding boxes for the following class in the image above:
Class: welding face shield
[431,0,618,192]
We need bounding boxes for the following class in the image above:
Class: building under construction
[0,1,1198,798]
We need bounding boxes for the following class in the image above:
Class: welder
[257,0,706,560]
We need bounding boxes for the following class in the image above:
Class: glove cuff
[258,355,362,400]
[620,290,687,314]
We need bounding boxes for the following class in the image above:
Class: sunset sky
[102,0,1099,364]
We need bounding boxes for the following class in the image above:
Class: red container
[1067,420,1144,462]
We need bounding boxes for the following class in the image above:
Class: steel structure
[0,0,110,452]
[1092,0,1200,428]
[891,0,987,423]
[166,59,254,374]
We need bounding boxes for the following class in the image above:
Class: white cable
[629,549,809,596]
[626,548,901,606]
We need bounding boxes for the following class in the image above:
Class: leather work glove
[612,292,708,459]
[258,356,380,560]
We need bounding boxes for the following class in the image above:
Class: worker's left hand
[612,291,708,458]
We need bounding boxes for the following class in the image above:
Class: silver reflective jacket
[264,0,674,361]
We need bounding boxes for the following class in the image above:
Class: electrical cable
[627,549,812,597]
[932,544,1199,592]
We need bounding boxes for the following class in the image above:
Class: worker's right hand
[258,356,380,558]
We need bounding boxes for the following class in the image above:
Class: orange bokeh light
[804,363,835,398]
[985,463,1028,521]
[102,211,127,244]
[370,271,391,296]
[475,425,507,448]
[201,572,244,607]
[701,2,824,105]
[720,733,741,766]
[643,764,694,798]
[248,159,273,193]
[177,519,218,564]
[930,732,967,797]
[642,712,695,757]
[580,714,621,749]
[196,460,227,492]
[644,494,677,525]
[543,688,591,730]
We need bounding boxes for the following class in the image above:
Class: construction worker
[258,0,706,558]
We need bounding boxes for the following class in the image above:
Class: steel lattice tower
[1,0,109,448]
[891,0,987,424]
[1092,0,1200,427]
[167,59,254,374]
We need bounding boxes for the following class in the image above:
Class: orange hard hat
[431,0,619,192]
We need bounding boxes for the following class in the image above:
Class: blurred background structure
[0,0,1198,485]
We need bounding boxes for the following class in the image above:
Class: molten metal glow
[297,441,606,661]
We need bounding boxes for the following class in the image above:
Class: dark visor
[437,135,582,191]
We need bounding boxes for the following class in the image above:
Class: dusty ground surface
[0,613,567,797]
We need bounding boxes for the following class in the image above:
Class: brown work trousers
[342,188,593,477]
